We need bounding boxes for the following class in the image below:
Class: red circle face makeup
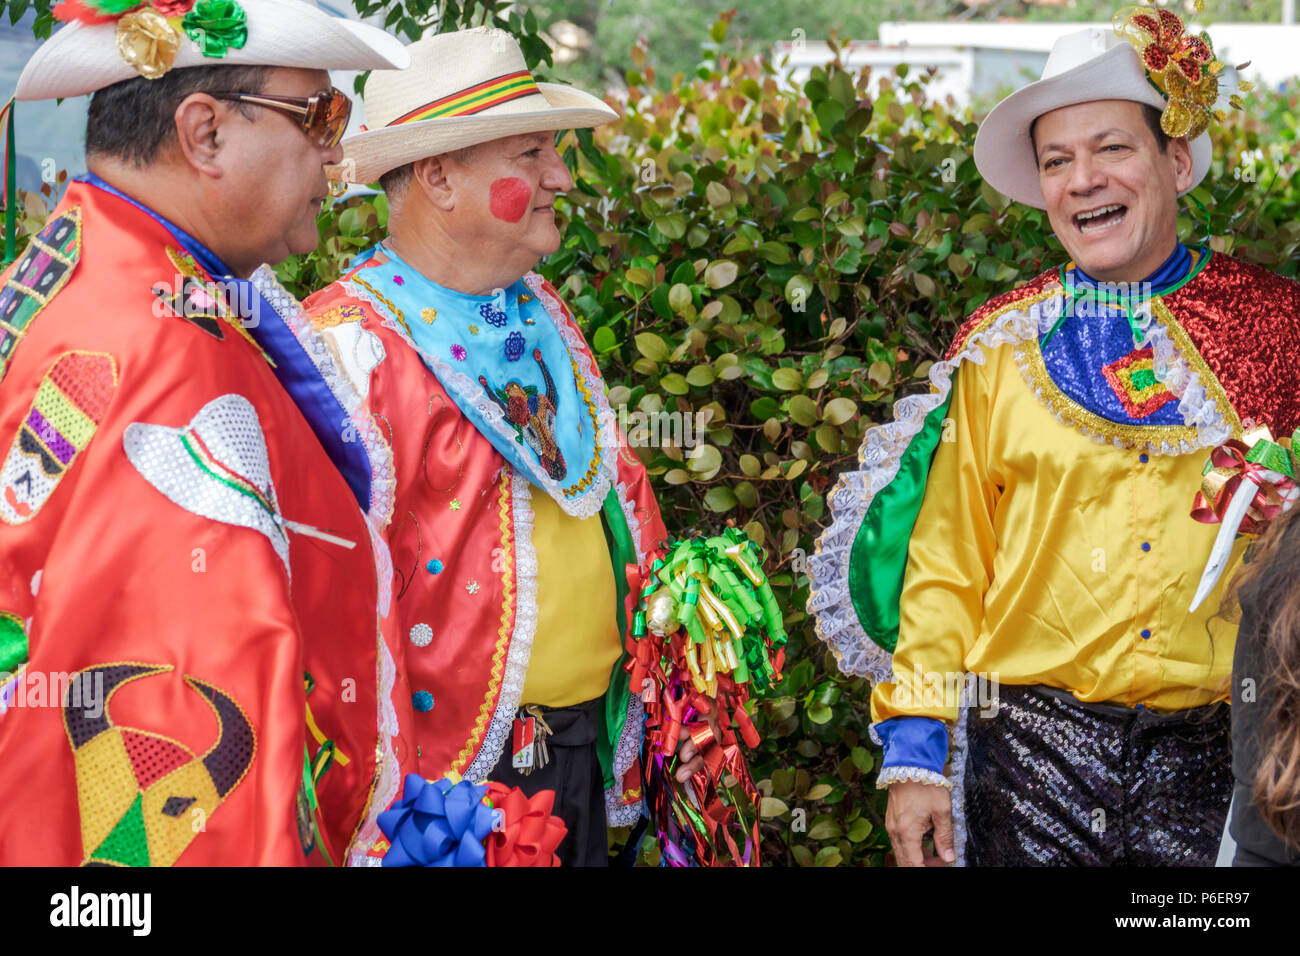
[489,177,533,223]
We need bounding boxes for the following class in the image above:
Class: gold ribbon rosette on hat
[1113,0,1252,140]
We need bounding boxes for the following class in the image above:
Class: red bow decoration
[482,781,567,867]
[1191,429,1300,535]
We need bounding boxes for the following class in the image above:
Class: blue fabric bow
[377,774,499,867]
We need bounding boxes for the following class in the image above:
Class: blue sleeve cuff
[871,716,949,776]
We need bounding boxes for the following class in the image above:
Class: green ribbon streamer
[182,0,249,58]
[1244,431,1300,480]
[645,530,787,693]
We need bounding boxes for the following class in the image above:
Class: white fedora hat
[16,0,409,101]
[335,26,617,184]
[973,27,1211,209]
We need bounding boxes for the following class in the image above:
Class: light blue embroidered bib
[350,245,611,516]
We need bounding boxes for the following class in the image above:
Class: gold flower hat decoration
[1113,0,1253,140]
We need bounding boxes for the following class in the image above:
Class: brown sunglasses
[210,87,352,148]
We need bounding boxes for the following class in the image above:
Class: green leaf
[823,397,857,425]
[772,367,804,391]
[787,395,818,426]
[592,326,618,354]
[635,332,670,363]
[660,373,689,395]
[705,260,738,289]
[704,487,738,512]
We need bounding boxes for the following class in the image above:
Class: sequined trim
[252,267,396,530]
[1013,294,1238,453]
[875,766,953,790]
[346,269,615,519]
[345,606,402,867]
[807,289,1055,683]
[949,705,970,867]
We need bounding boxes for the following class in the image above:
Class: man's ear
[1171,136,1196,193]
[173,93,226,177]
[413,155,455,211]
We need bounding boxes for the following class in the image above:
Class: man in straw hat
[0,0,411,865]
[809,10,1300,866]
[305,26,739,866]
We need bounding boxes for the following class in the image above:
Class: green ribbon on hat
[182,0,248,58]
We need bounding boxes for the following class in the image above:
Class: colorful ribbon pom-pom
[630,528,787,867]
[483,781,567,866]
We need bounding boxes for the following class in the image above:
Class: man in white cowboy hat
[304,26,726,866]
[0,0,412,865]
[809,15,1300,866]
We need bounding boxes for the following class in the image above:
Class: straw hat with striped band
[333,26,617,185]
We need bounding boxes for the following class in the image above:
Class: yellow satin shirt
[521,489,623,708]
[870,339,1243,726]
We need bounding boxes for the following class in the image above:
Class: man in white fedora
[0,0,411,865]
[305,26,728,866]
[809,11,1300,866]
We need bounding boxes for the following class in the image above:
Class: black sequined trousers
[963,684,1232,866]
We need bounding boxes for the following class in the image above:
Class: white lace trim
[807,299,1045,683]
[875,766,953,790]
[343,271,614,520]
[462,469,540,782]
[605,692,646,827]
[250,266,397,529]
[346,596,402,867]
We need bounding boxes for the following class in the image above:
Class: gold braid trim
[561,352,604,497]
[452,467,515,773]
[350,274,414,339]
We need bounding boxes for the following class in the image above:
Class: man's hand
[675,708,723,782]
[886,781,956,866]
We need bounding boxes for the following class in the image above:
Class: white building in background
[773,21,1300,111]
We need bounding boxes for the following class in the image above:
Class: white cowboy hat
[335,26,617,184]
[973,27,1211,209]
[16,0,409,101]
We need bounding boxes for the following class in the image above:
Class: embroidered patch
[123,394,291,574]
[450,344,467,361]
[310,304,366,331]
[503,330,525,362]
[63,663,255,867]
[0,351,118,525]
[479,301,508,327]
[153,271,226,341]
[420,308,437,324]
[1101,347,1177,418]
[478,349,567,480]
[0,208,82,381]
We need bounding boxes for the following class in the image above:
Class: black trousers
[486,695,609,867]
[963,684,1232,866]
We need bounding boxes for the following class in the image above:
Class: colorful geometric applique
[63,663,255,867]
[0,351,118,525]
[478,348,567,480]
[162,248,275,366]
[153,271,226,341]
[0,208,82,381]
[1101,347,1177,419]
[123,393,291,575]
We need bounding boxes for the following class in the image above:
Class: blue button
[412,691,435,712]
[426,559,443,574]
[1141,542,1151,552]
[1141,629,1151,639]
[1136,703,1146,710]
[1139,453,1149,463]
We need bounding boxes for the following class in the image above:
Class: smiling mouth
[1074,203,1127,234]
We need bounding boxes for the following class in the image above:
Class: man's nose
[540,143,574,192]
[320,140,345,167]
[1067,152,1105,195]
